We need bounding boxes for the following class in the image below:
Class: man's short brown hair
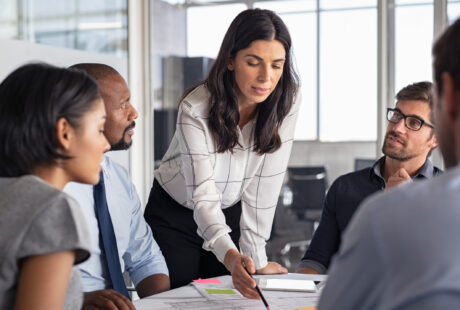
[396,81,434,124]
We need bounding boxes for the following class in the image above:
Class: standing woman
[0,63,110,309]
[145,8,300,298]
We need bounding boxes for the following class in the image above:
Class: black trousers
[144,179,241,289]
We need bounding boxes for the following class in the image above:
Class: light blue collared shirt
[65,155,168,292]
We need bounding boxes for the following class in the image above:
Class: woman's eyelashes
[246,61,282,70]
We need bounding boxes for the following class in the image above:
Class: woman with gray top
[0,63,110,309]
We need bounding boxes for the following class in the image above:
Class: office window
[0,1,17,38]
[187,4,246,58]
[320,0,376,10]
[394,2,433,93]
[448,0,460,23]
[395,0,432,4]
[284,13,317,140]
[0,0,128,56]
[319,7,377,141]
[255,0,316,12]
[255,1,317,140]
[155,0,455,143]
[258,1,377,141]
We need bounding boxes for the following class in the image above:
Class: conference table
[134,273,326,310]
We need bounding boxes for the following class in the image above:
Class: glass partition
[0,0,128,57]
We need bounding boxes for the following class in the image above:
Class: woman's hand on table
[256,261,288,275]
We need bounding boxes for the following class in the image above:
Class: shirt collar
[99,155,110,182]
[371,156,434,181]
[371,156,385,181]
[414,157,435,179]
[101,155,109,170]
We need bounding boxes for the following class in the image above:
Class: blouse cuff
[211,234,238,263]
[240,245,268,270]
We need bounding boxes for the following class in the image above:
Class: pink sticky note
[193,278,222,284]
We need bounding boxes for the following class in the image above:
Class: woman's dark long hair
[205,8,299,154]
[0,63,100,177]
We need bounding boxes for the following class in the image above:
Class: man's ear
[56,117,74,152]
[429,133,438,149]
[441,72,457,122]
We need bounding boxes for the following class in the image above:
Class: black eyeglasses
[386,108,434,131]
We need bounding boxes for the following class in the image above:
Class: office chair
[280,166,327,255]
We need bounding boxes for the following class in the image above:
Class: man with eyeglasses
[297,81,441,275]
[318,17,460,309]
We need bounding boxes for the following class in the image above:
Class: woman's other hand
[256,261,288,275]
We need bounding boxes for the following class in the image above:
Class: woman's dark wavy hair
[0,63,101,177]
[205,8,299,154]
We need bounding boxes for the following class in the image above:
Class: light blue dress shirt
[65,155,168,292]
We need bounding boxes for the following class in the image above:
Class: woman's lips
[252,87,270,96]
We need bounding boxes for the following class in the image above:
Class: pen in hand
[242,261,270,310]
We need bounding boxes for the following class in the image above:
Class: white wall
[289,141,377,186]
[289,140,444,186]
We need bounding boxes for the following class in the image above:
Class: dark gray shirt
[299,157,441,273]
[0,175,90,309]
[318,165,460,310]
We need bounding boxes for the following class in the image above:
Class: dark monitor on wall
[155,56,214,167]
[154,108,178,165]
[183,57,214,91]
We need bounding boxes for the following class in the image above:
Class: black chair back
[287,166,327,220]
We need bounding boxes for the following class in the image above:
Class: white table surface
[134,273,326,310]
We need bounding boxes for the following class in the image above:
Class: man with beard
[65,64,169,310]
[297,81,441,275]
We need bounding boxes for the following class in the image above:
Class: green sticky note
[205,288,236,295]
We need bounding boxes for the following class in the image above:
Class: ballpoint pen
[242,262,270,310]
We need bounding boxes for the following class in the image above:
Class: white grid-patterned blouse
[155,84,300,269]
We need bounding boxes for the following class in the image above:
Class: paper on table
[205,289,236,295]
[143,297,317,310]
[133,298,176,310]
[134,275,321,310]
[192,281,243,301]
[194,278,222,284]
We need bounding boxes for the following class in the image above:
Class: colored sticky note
[193,278,222,284]
[295,307,316,310]
[205,288,236,295]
